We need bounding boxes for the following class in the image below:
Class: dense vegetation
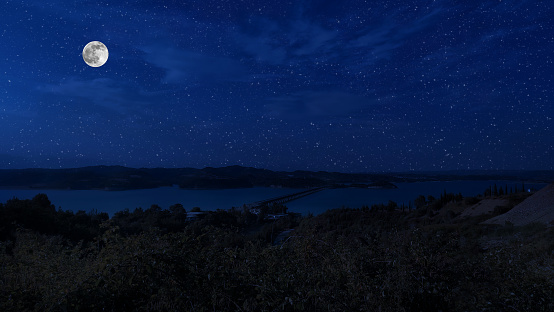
[0,189,552,311]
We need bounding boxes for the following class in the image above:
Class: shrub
[464,196,480,205]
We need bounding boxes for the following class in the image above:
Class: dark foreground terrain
[0,188,552,311]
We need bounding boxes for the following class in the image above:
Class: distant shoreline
[0,165,552,191]
[0,180,550,192]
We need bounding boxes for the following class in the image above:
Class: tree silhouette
[414,195,426,209]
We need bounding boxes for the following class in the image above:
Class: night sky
[1,0,553,172]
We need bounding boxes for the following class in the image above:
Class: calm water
[0,180,547,217]
[287,180,547,215]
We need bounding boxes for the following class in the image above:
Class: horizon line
[1,164,553,175]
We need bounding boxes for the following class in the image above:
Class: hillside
[483,183,554,226]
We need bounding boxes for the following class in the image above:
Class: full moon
[82,41,109,67]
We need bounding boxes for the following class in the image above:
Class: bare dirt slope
[459,198,510,218]
[482,183,554,226]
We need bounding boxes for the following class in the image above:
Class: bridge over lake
[245,186,328,209]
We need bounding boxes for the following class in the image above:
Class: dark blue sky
[1,0,553,172]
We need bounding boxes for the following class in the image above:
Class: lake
[0,180,547,217]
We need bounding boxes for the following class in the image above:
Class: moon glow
[82,41,109,67]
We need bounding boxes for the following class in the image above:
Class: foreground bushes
[1,197,553,311]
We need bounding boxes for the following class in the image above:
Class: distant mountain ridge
[0,165,552,190]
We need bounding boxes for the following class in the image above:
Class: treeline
[0,194,298,245]
[358,189,464,214]
[0,194,108,242]
[482,182,530,197]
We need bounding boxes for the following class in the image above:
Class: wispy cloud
[236,6,444,68]
[141,45,248,84]
[288,19,338,56]
[236,17,338,65]
[350,8,442,62]
[236,19,287,65]
[37,78,154,116]
[264,90,374,120]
